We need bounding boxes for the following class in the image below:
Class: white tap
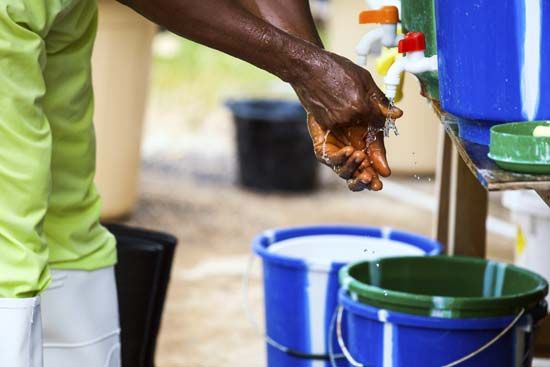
[384,32,438,100]
[356,6,401,66]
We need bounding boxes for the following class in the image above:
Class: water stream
[383,98,399,138]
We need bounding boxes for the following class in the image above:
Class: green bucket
[340,256,548,318]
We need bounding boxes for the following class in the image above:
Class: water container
[503,191,550,356]
[109,224,177,367]
[226,100,318,192]
[400,0,439,100]
[434,0,550,143]
[254,225,441,367]
[338,256,549,366]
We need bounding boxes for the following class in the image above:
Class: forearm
[117,0,317,82]
[239,0,323,47]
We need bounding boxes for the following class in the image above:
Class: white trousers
[0,297,43,367]
[42,266,121,367]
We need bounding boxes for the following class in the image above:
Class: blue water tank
[435,0,550,122]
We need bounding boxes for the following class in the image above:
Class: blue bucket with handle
[336,256,549,367]
[337,290,547,367]
[252,225,441,367]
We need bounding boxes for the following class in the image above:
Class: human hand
[294,50,401,191]
[291,49,402,130]
[307,115,394,191]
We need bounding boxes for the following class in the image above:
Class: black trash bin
[108,224,177,367]
[226,99,318,192]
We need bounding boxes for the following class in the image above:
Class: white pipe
[384,50,438,99]
[356,24,401,66]
[381,24,403,47]
[384,55,407,99]
[356,28,383,66]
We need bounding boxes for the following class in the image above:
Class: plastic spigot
[384,31,437,100]
[359,6,399,24]
[398,32,426,53]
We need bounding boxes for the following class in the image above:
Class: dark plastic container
[226,99,318,192]
[108,224,177,367]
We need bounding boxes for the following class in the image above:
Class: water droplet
[376,263,380,268]
[321,130,331,164]
[383,98,399,137]
[383,291,388,296]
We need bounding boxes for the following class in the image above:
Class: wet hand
[291,49,402,130]
[307,115,393,192]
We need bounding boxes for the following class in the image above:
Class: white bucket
[503,190,550,305]
[503,190,550,356]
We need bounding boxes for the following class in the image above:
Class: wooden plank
[433,126,453,254]
[440,114,550,192]
[447,149,488,257]
[536,190,550,207]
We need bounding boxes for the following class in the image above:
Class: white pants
[0,297,43,367]
[42,267,121,367]
[0,266,121,367]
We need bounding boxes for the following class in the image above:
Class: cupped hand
[294,49,402,191]
[308,115,392,191]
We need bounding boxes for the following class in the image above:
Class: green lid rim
[487,153,550,166]
[340,256,549,314]
[490,121,550,138]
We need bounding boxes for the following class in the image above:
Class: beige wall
[328,0,439,174]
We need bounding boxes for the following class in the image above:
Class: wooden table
[433,113,550,257]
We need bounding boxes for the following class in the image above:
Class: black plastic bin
[226,99,318,192]
[108,224,177,367]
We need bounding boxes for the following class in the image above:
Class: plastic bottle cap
[398,32,426,53]
[359,6,399,24]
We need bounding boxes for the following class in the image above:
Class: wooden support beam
[536,190,550,207]
[447,150,488,257]
[434,126,453,253]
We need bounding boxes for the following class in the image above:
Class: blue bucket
[434,0,550,144]
[253,225,442,367]
[339,290,547,367]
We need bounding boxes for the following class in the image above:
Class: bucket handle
[243,253,345,361]
[330,305,526,367]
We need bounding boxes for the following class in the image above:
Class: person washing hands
[0,0,401,366]
[222,0,403,191]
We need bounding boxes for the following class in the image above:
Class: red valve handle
[398,32,426,53]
